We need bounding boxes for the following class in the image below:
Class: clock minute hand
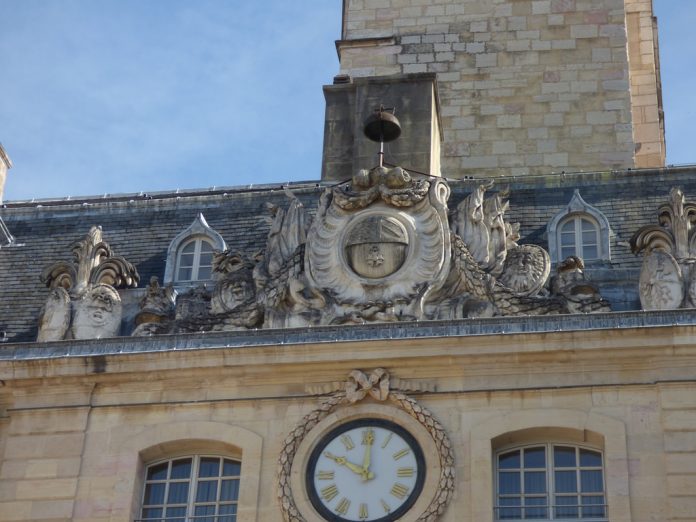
[324,452,373,479]
[361,430,374,480]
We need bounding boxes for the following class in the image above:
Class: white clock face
[306,419,425,522]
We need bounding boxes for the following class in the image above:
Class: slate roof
[1,166,695,344]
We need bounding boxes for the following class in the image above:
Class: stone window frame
[470,409,632,522]
[138,454,242,521]
[494,441,607,521]
[164,213,226,286]
[547,190,611,264]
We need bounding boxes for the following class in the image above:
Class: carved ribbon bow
[345,368,390,403]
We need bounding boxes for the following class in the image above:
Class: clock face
[306,418,425,522]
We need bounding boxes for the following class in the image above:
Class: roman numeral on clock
[317,470,334,480]
[359,502,368,520]
[320,484,339,502]
[340,434,355,450]
[397,466,415,477]
[391,482,409,499]
[335,497,350,515]
[392,448,410,460]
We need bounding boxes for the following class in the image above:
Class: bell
[363,109,402,143]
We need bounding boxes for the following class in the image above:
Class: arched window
[176,237,214,282]
[547,190,611,264]
[495,443,606,521]
[164,214,226,285]
[558,216,600,261]
[139,455,241,521]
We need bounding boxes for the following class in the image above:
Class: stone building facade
[0,1,694,522]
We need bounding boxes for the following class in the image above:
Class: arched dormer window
[547,191,611,264]
[164,214,226,285]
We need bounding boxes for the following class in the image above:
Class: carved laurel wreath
[278,369,455,522]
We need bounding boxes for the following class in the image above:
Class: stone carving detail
[277,369,455,522]
[37,226,139,341]
[132,277,177,336]
[120,166,614,337]
[631,187,696,310]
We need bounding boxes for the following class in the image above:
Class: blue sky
[0,1,693,201]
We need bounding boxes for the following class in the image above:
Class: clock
[305,418,426,522]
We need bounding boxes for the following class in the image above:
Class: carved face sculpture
[212,275,255,314]
[345,215,409,279]
[72,284,122,339]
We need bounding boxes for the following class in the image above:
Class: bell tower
[323,0,665,180]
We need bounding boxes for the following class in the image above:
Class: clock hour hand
[324,452,374,480]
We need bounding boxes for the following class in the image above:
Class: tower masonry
[330,0,665,180]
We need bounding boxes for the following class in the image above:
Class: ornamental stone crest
[631,187,696,309]
[37,226,139,341]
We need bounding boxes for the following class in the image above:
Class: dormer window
[177,237,215,282]
[164,213,226,286]
[559,215,600,261]
[547,191,611,264]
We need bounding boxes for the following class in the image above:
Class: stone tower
[322,0,665,180]
[0,143,11,204]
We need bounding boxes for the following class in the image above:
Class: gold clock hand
[361,429,374,481]
[324,451,374,479]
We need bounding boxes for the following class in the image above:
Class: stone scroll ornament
[277,369,455,522]
[37,226,139,341]
[631,187,696,310]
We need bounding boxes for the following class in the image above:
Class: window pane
[141,507,163,520]
[581,470,603,493]
[199,457,220,478]
[583,246,598,260]
[580,449,602,467]
[524,496,547,519]
[167,481,189,504]
[196,479,218,502]
[194,504,216,522]
[499,471,521,494]
[498,497,521,520]
[561,246,576,259]
[525,471,546,494]
[581,495,606,518]
[144,483,165,505]
[170,459,192,479]
[199,251,213,266]
[220,479,240,501]
[561,233,575,246]
[555,495,579,518]
[581,219,595,232]
[199,241,214,253]
[165,505,186,520]
[499,450,521,469]
[555,470,577,493]
[223,460,241,477]
[182,242,196,253]
[197,266,212,281]
[147,462,169,481]
[220,503,238,514]
[524,447,546,468]
[582,230,597,243]
[179,252,194,267]
[177,267,192,281]
[554,446,576,467]
[561,221,575,233]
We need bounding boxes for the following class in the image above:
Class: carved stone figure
[132,277,176,337]
[550,256,611,313]
[72,284,122,339]
[451,182,490,266]
[36,287,71,342]
[498,245,550,296]
[37,226,139,341]
[631,187,696,310]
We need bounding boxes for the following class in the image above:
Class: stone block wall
[338,0,665,178]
